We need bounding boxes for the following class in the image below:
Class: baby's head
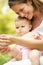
[15,16,32,36]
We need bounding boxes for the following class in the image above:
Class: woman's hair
[8,0,43,12]
[8,0,27,8]
[15,16,29,22]
[32,0,43,12]
[15,16,31,25]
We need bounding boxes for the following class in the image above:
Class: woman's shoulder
[40,20,43,26]
[36,20,43,28]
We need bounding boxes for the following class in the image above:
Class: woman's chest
[32,19,42,30]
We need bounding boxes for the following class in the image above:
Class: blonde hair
[9,0,43,12]
[32,0,43,12]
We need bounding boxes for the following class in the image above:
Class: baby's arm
[9,46,22,60]
[33,33,42,40]
[0,45,22,61]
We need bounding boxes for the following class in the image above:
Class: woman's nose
[19,12,25,17]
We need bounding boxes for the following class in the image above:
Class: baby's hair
[15,16,31,24]
[8,0,27,8]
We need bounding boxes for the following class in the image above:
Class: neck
[32,11,43,29]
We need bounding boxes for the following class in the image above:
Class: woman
[0,0,43,65]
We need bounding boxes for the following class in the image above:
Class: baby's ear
[27,0,32,5]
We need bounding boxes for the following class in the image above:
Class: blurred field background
[0,0,18,65]
[0,0,18,35]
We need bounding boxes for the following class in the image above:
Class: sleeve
[33,21,43,36]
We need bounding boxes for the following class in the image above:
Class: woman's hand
[0,34,13,46]
[0,46,10,55]
[0,34,16,54]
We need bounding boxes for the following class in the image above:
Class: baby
[14,16,32,60]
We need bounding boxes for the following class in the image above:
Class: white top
[33,21,43,36]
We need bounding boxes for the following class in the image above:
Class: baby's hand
[0,46,10,55]
[33,33,42,40]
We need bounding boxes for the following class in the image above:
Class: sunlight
[0,0,2,2]
[39,0,43,2]
[2,5,9,15]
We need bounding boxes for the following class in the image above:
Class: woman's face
[11,3,34,20]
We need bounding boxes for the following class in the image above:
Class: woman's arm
[10,32,43,50]
[0,32,43,50]
[10,36,43,50]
